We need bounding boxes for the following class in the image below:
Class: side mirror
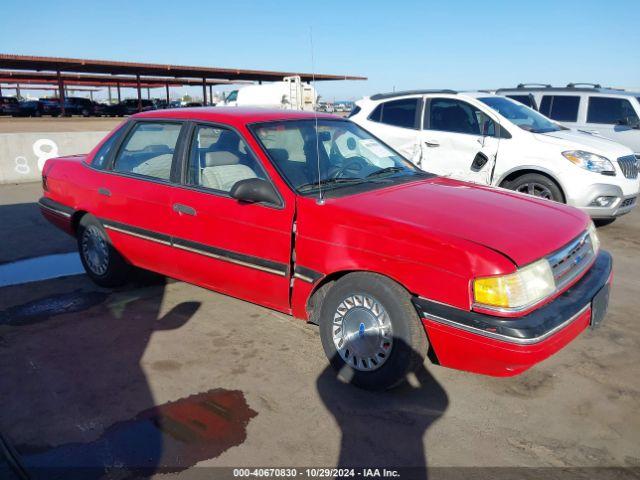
[230,178,280,205]
[617,117,629,126]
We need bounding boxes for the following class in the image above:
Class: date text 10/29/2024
[233,468,402,478]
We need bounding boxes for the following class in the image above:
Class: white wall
[0,131,108,184]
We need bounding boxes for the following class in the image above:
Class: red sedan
[39,108,612,389]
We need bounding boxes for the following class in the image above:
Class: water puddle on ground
[0,290,108,326]
[0,253,84,288]
[12,389,257,479]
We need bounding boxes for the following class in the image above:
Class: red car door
[169,123,294,312]
[92,120,186,278]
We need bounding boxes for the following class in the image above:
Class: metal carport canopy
[0,54,366,82]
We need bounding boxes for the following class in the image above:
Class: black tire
[594,218,616,227]
[319,272,428,390]
[505,173,564,203]
[81,108,90,117]
[77,215,130,287]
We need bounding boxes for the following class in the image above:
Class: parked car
[103,99,155,116]
[16,100,61,117]
[350,90,639,223]
[0,96,20,115]
[39,108,611,389]
[46,97,98,117]
[497,84,640,157]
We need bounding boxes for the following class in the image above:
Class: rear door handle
[173,203,197,216]
[98,187,111,197]
[424,140,440,147]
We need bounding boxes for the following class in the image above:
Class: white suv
[497,84,640,156]
[349,90,639,222]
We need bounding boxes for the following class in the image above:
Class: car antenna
[310,26,324,205]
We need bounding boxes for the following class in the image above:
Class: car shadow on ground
[317,342,449,480]
[0,274,255,479]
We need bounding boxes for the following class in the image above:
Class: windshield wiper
[297,177,364,192]
[365,166,406,178]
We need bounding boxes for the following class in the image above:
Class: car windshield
[479,96,564,133]
[250,119,424,194]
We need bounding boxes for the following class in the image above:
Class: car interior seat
[201,151,257,191]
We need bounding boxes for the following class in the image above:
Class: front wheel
[319,273,428,390]
[505,173,564,203]
[77,215,130,287]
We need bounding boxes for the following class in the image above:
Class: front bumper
[572,183,638,219]
[414,251,612,376]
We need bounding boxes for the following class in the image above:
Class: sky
[1,0,639,102]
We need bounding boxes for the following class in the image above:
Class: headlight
[587,221,600,254]
[562,150,615,175]
[473,258,556,311]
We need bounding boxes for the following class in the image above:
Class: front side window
[113,122,182,180]
[428,98,494,135]
[538,95,580,122]
[368,98,419,129]
[587,97,639,124]
[480,96,563,133]
[186,125,267,193]
[251,119,423,195]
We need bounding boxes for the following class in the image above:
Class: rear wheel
[506,173,564,202]
[318,273,428,390]
[77,215,130,287]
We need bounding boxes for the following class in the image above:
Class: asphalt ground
[0,182,638,479]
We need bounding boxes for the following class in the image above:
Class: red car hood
[326,177,589,267]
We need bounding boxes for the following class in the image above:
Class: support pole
[209,84,213,105]
[57,71,65,116]
[0,84,2,96]
[165,83,170,103]
[147,87,150,100]
[202,78,207,106]
[108,86,112,103]
[89,90,94,101]
[16,83,21,99]
[136,75,142,112]
[117,82,121,102]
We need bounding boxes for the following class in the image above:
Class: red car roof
[132,107,339,126]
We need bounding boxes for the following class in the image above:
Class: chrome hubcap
[516,182,553,199]
[332,294,393,371]
[81,225,109,276]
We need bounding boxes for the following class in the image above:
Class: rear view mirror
[230,178,280,205]
[617,116,640,129]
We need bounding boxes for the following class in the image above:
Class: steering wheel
[332,156,367,179]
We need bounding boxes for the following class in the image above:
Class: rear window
[506,95,536,109]
[587,97,639,124]
[539,95,580,122]
[368,98,419,129]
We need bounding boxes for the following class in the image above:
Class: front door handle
[98,187,111,197]
[424,140,440,147]
[173,203,197,216]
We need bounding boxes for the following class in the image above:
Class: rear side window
[91,127,125,169]
[587,97,639,124]
[368,98,419,129]
[539,95,580,122]
[113,122,182,180]
[506,95,536,109]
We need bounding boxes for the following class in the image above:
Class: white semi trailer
[220,76,317,111]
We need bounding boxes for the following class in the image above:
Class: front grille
[547,232,596,291]
[620,196,637,208]
[617,155,639,179]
